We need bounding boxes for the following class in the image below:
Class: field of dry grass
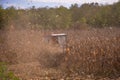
[0,27,120,80]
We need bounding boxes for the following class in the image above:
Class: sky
[0,0,119,9]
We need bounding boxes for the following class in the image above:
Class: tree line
[0,1,120,30]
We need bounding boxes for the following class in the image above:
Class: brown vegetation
[0,27,120,79]
[63,28,120,78]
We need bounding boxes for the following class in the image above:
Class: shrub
[0,62,20,80]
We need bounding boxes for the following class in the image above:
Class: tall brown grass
[0,27,120,79]
[61,28,120,78]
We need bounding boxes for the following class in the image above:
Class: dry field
[0,27,120,80]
